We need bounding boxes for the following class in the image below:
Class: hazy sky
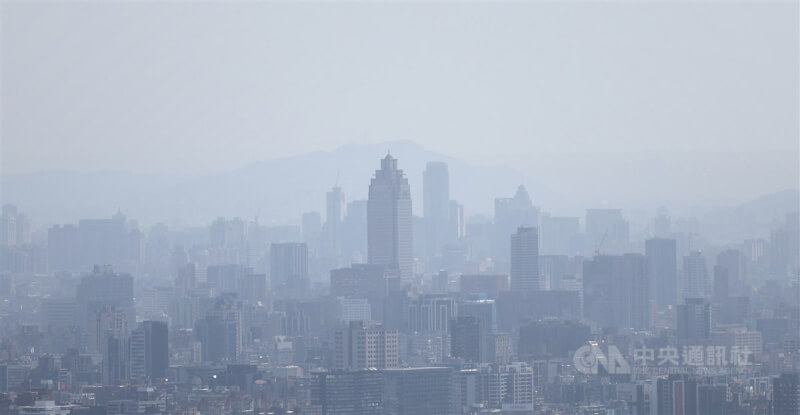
[2,1,798,206]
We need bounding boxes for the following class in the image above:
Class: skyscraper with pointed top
[324,185,345,257]
[494,185,539,263]
[367,153,413,281]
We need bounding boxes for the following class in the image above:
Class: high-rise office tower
[676,298,714,341]
[333,321,399,370]
[324,186,345,257]
[712,266,729,301]
[77,266,135,330]
[697,384,728,415]
[0,205,17,246]
[270,242,309,298]
[620,253,651,330]
[423,162,450,257]
[238,272,268,305]
[41,299,81,352]
[1,204,30,246]
[498,362,535,409]
[510,226,540,293]
[206,264,249,294]
[367,154,413,281]
[48,224,80,272]
[585,209,629,255]
[683,251,710,300]
[457,299,504,363]
[129,321,168,381]
[458,299,498,333]
[102,331,129,385]
[583,254,650,330]
[651,375,700,415]
[450,316,482,363]
[772,373,799,415]
[770,212,800,277]
[78,212,145,272]
[92,306,129,355]
[448,200,465,243]
[197,303,242,364]
[94,306,130,385]
[646,238,678,310]
[716,249,747,295]
[175,263,197,297]
[493,186,539,262]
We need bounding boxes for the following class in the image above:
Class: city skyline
[0,1,797,414]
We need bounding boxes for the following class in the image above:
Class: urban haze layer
[0,1,799,415]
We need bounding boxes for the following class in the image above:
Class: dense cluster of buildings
[0,154,798,414]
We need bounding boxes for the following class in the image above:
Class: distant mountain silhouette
[734,188,799,224]
[1,140,552,227]
[695,188,800,244]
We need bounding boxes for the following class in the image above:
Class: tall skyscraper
[324,186,345,257]
[197,299,242,364]
[77,266,135,330]
[102,331,129,385]
[367,154,413,281]
[206,264,249,294]
[448,200,465,243]
[770,212,800,277]
[676,298,714,341]
[130,321,168,381]
[716,249,747,295]
[510,226,540,293]
[423,161,450,257]
[683,251,710,300]
[651,375,700,415]
[583,254,650,330]
[646,238,678,310]
[270,242,309,298]
[772,373,799,415]
[1,204,30,246]
[450,316,482,363]
[95,307,130,385]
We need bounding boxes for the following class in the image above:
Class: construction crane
[594,229,609,256]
